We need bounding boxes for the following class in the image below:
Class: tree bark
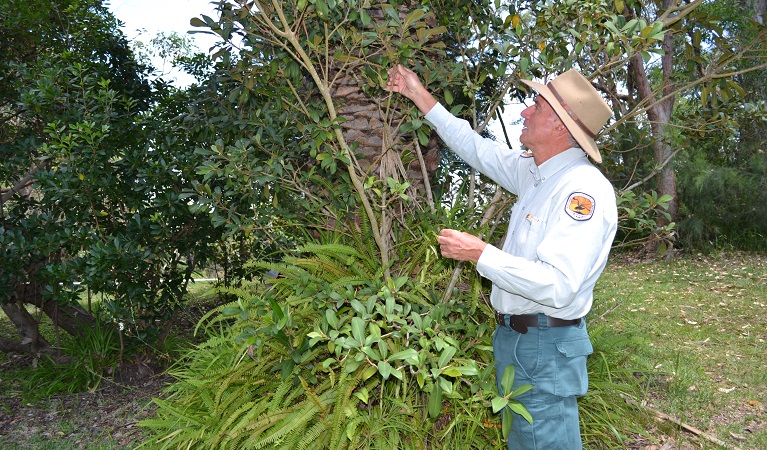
[0,300,52,355]
[0,264,99,357]
[743,0,766,24]
[627,0,679,223]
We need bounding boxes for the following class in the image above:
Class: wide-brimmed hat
[521,69,612,163]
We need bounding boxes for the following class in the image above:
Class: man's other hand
[437,229,487,263]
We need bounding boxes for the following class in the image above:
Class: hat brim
[520,79,603,164]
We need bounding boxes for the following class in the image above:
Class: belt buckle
[496,311,529,334]
[508,316,528,334]
[495,311,527,334]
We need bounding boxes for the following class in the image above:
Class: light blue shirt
[425,103,617,319]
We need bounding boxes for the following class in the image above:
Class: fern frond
[298,242,363,258]
[294,419,331,450]
[268,376,296,412]
[328,373,357,449]
[244,400,323,449]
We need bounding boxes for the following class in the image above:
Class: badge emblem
[520,150,533,158]
[565,192,595,221]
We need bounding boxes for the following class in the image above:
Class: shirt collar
[531,147,587,185]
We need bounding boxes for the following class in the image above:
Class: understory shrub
[140,240,647,449]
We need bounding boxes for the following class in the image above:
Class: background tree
[1,0,150,356]
[0,0,221,362]
[674,0,767,250]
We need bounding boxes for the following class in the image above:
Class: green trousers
[493,315,592,450]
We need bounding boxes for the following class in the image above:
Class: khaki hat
[520,69,612,163]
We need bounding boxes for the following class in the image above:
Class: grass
[593,251,767,449]
[1,256,766,449]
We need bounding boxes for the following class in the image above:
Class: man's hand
[384,65,437,115]
[437,229,487,263]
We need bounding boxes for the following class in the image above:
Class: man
[385,64,617,449]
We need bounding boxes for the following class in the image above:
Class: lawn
[593,251,767,449]
[0,253,765,449]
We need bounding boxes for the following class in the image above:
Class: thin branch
[620,147,682,193]
[413,138,435,213]
[624,396,742,450]
[2,164,44,204]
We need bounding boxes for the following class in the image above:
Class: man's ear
[553,120,570,138]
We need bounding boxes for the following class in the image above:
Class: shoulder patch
[564,192,595,221]
[520,150,534,158]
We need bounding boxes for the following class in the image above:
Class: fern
[328,372,363,449]
[268,375,295,412]
[294,419,332,450]
[245,397,329,449]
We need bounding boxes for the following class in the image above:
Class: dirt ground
[0,354,169,449]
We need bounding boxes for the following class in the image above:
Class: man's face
[519,95,565,157]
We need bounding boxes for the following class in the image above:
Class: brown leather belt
[495,311,581,334]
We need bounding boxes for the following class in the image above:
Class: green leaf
[362,345,381,360]
[502,409,512,437]
[354,387,369,404]
[454,364,480,376]
[442,367,462,377]
[438,345,456,368]
[404,9,425,27]
[427,384,442,419]
[510,383,533,398]
[444,89,454,105]
[361,365,377,380]
[491,396,509,413]
[378,360,393,379]
[501,364,516,394]
[351,317,365,343]
[603,20,619,34]
[315,0,329,17]
[325,309,339,328]
[417,128,429,146]
[390,348,418,363]
[269,298,284,321]
[508,400,533,424]
[416,371,426,389]
[383,4,399,22]
[360,9,372,26]
[222,307,241,316]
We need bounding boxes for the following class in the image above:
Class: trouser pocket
[553,336,593,397]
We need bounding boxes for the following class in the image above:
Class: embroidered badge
[565,192,595,221]
[520,150,533,158]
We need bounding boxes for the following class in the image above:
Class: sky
[107,0,221,85]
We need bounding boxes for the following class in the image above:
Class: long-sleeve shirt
[425,103,618,320]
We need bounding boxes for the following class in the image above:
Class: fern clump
[141,225,646,450]
[139,241,506,449]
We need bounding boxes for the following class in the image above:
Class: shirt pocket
[517,214,545,260]
[554,337,593,397]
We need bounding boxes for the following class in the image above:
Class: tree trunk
[0,301,52,355]
[624,0,682,257]
[0,264,98,358]
[332,5,440,204]
[627,3,679,223]
[320,4,442,267]
[743,0,766,24]
[332,73,440,197]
